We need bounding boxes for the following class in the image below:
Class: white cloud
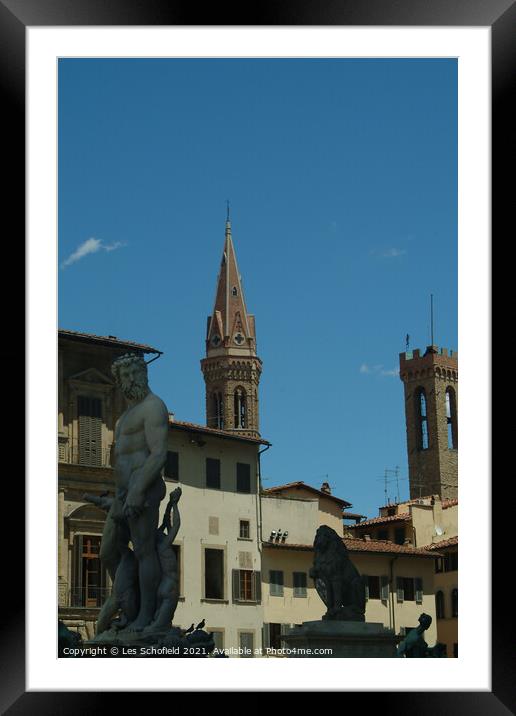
[380,367,400,377]
[381,248,406,258]
[360,363,399,377]
[61,237,126,268]
[369,247,407,259]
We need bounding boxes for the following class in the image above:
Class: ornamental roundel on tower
[200,216,262,438]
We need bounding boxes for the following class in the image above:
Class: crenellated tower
[399,345,458,500]
[200,217,262,438]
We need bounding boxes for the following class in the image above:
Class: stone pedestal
[283,621,398,658]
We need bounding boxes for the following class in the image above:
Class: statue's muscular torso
[114,392,167,507]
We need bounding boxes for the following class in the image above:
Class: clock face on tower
[211,334,221,347]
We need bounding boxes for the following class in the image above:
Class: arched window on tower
[210,391,224,429]
[416,387,429,450]
[446,387,458,449]
[234,387,247,429]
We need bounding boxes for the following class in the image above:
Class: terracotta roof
[59,328,161,354]
[344,538,441,557]
[169,418,271,446]
[348,513,411,529]
[262,481,352,508]
[426,536,458,550]
[342,511,367,521]
[442,498,458,509]
[262,539,441,558]
[377,496,458,510]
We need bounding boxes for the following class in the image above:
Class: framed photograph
[5,0,506,708]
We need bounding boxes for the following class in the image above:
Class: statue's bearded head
[112,353,149,402]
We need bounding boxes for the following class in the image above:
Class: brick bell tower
[200,214,262,438]
[399,345,458,500]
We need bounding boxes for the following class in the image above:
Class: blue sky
[58,58,457,518]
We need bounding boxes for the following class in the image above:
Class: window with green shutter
[206,457,221,489]
[164,451,179,481]
[236,463,251,493]
[238,631,254,657]
[367,576,381,600]
[270,570,284,597]
[380,575,389,601]
[293,572,307,598]
[78,396,102,466]
[232,569,261,602]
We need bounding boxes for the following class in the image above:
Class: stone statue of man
[97,352,169,635]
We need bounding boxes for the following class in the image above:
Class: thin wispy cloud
[369,247,407,259]
[360,363,399,377]
[61,237,126,269]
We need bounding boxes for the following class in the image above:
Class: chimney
[321,481,331,494]
[363,534,371,541]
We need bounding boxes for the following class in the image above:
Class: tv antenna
[375,466,406,504]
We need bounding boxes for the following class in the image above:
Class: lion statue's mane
[310,525,366,621]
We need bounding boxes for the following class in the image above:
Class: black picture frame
[4,0,505,710]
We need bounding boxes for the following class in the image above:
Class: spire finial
[226,200,230,224]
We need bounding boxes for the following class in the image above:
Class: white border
[27,27,490,691]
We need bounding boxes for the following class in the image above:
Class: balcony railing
[58,438,113,468]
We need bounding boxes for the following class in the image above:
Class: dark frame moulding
[3,0,507,711]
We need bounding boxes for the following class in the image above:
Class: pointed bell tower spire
[201,211,262,438]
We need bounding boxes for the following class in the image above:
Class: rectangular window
[206,457,221,489]
[367,576,381,600]
[72,534,108,607]
[268,623,282,650]
[415,577,423,604]
[232,569,261,603]
[435,557,444,574]
[239,632,254,658]
[394,527,406,545]
[210,630,224,652]
[204,548,224,600]
[236,463,251,493]
[239,519,250,539]
[270,570,284,597]
[164,451,179,481]
[380,575,390,601]
[444,552,458,572]
[293,572,307,598]
[397,577,417,602]
[78,395,102,466]
[171,544,181,595]
[453,643,458,658]
[377,529,389,541]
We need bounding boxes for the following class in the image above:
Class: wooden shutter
[236,463,251,493]
[78,396,102,466]
[381,575,389,601]
[73,534,83,606]
[262,623,270,650]
[164,451,179,480]
[232,569,240,601]
[254,571,261,603]
[206,458,220,489]
[415,578,423,604]
[396,577,404,603]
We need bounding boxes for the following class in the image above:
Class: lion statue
[309,525,366,621]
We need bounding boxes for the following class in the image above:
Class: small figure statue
[397,613,446,657]
[309,525,366,621]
